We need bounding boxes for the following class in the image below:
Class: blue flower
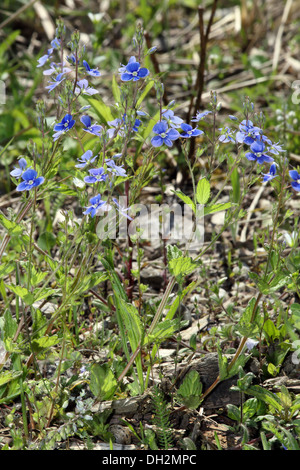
[53,114,75,141]
[151,121,180,147]
[75,79,98,96]
[105,159,127,177]
[83,60,101,77]
[107,114,141,138]
[45,72,66,92]
[10,158,28,178]
[162,109,183,128]
[80,115,103,136]
[267,142,285,155]
[245,140,274,164]
[43,62,71,76]
[218,127,235,143]
[180,123,203,138]
[84,168,108,184]
[191,110,212,122]
[75,150,97,169]
[16,169,44,192]
[51,37,60,49]
[37,54,51,68]
[120,59,149,82]
[289,170,300,192]
[119,56,136,73]
[262,163,277,182]
[236,120,262,145]
[83,194,107,217]
[112,198,133,220]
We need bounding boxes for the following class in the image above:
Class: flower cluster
[217,117,300,191]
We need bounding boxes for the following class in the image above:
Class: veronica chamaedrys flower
[180,123,203,138]
[236,119,262,145]
[245,140,274,165]
[162,109,183,128]
[45,72,66,92]
[218,126,235,143]
[119,56,136,73]
[16,169,44,192]
[245,338,259,351]
[267,142,285,155]
[83,194,107,218]
[84,167,107,184]
[262,163,277,183]
[37,54,51,68]
[112,198,133,220]
[191,110,212,122]
[120,58,149,82]
[53,114,75,141]
[75,150,97,169]
[10,158,28,178]
[105,159,127,177]
[289,170,300,192]
[151,121,180,147]
[80,115,103,136]
[43,62,71,76]
[83,60,101,77]
[75,79,98,96]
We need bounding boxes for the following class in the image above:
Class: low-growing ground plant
[0,16,299,450]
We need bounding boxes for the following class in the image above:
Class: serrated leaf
[176,370,203,409]
[168,256,197,277]
[89,363,117,401]
[31,335,60,353]
[4,284,34,305]
[196,178,210,204]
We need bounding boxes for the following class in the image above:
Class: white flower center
[28,180,34,185]
[160,132,167,138]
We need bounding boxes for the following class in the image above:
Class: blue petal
[80,115,92,128]
[151,136,163,147]
[153,121,168,134]
[289,170,299,181]
[22,169,37,181]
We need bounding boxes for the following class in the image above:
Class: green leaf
[4,284,34,305]
[0,370,22,387]
[0,213,23,236]
[244,385,283,412]
[231,167,240,203]
[173,190,196,212]
[236,297,261,337]
[168,256,197,278]
[204,202,232,216]
[136,79,155,108]
[176,370,203,409]
[111,74,121,103]
[37,232,56,252]
[89,363,117,401]
[31,335,60,353]
[196,178,210,204]
[85,97,114,124]
[145,319,178,345]
[118,299,142,352]
[217,346,229,380]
